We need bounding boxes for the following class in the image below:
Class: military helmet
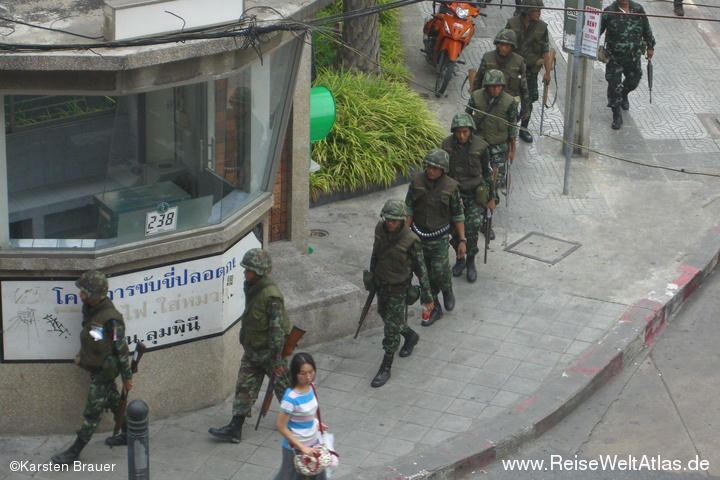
[241,248,272,276]
[423,148,450,173]
[76,270,109,301]
[521,0,544,8]
[494,29,518,47]
[380,199,407,220]
[451,112,476,132]
[482,69,507,87]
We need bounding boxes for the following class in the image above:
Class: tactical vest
[78,298,124,370]
[482,51,526,98]
[442,134,489,191]
[410,172,458,232]
[470,91,516,146]
[240,275,291,350]
[373,221,418,285]
[507,15,548,70]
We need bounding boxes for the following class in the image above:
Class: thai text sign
[1,234,261,361]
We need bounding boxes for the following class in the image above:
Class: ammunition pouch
[597,45,609,64]
[362,270,376,292]
[406,285,421,305]
[475,183,490,206]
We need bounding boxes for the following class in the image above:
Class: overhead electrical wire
[0,1,719,178]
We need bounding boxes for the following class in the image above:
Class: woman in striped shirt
[274,352,327,479]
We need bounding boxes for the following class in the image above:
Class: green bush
[310,0,443,201]
[310,70,444,201]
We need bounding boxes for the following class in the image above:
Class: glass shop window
[4,37,300,249]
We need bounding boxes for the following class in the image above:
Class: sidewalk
[3,1,720,479]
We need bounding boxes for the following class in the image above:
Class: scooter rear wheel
[435,51,455,96]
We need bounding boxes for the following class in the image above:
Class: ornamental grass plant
[310,0,444,201]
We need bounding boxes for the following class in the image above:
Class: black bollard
[127,399,149,480]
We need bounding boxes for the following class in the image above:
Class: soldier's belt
[411,222,450,240]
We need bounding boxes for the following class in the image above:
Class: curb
[340,224,720,480]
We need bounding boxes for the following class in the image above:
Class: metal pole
[563,0,585,195]
[127,399,150,480]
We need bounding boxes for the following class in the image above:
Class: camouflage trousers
[605,56,642,108]
[489,143,509,197]
[232,352,291,417]
[377,289,411,355]
[419,235,452,296]
[451,190,483,257]
[77,374,121,442]
[524,67,541,116]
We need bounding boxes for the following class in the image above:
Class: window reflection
[4,37,300,248]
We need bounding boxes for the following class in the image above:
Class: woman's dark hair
[290,352,316,388]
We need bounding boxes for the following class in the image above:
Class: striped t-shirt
[279,386,319,450]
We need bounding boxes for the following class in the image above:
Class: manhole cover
[309,229,329,238]
[504,232,581,265]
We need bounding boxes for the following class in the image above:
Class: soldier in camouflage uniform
[365,199,434,388]
[51,271,133,465]
[505,0,552,143]
[405,148,466,327]
[209,248,291,443]
[466,70,518,198]
[600,0,655,130]
[471,29,530,128]
[442,113,495,283]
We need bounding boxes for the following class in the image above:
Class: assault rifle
[255,325,306,430]
[111,342,147,448]
[354,290,376,339]
[539,48,556,135]
[647,59,653,104]
[484,205,492,264]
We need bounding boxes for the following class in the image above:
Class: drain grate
[504,232,581,265]
[309,229,329,238]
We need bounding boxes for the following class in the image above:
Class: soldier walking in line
[466,70,518,200]
[209,248,291,443]
[442,113,495,283]
[364,199,434,388]
[471,29,530,139]
[505,0,552,143]
[600,0,655,130]
[404,148,466,327]
[51,271,133,465]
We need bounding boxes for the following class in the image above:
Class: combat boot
[466,255,477,283]
[620,91,630,111]
[674,2,684,16]
[51,437,87,465]
[371,353,394,387]
[209,415,245,443]
[442,288,455,311]
[399,329,420,357]
[519,118,533,143]
[452,256,466,277]
[422,297,443,326]
[611,107,623,130]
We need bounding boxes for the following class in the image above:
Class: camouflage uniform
[467,72,518,193]
[233,277,291,417]
[442,133,492,259]
[210,249,291,443]
[472,30,531,120]
[370,222,432,355]
[506,8,550,116]
[404,176,465,297]
[51,270,132,465]
[600,1,655,109]
[76,297,132,443]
